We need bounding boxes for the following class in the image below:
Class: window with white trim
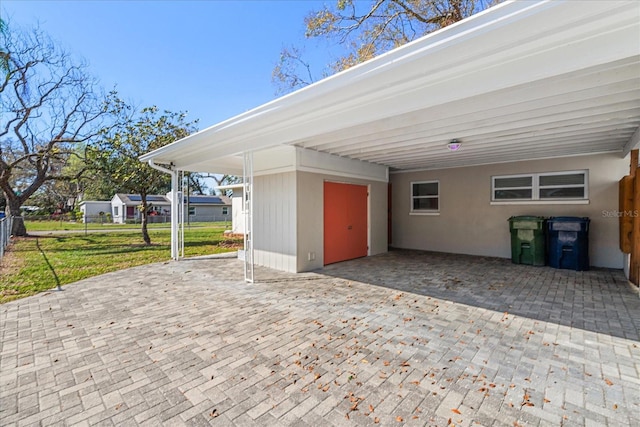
[188,206,196,216]
[222,207,228,215]
[492,171,587,201]
[411,181,439,212]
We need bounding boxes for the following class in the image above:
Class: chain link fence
[0,216,13,262]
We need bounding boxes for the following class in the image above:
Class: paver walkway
[1,251,638,426]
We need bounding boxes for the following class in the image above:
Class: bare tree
[273,0,499,93]
[0,22,108,235]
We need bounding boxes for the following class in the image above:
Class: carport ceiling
[141,0,640,174]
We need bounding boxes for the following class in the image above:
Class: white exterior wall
[253,172,297,273]
[390,153,628,269]
[111,195,126,224]
[229,189,245,234]
[79,201,112,223]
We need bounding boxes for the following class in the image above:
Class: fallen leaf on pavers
[114,403,123,410]
[374,417,380,424]
[451,408,461,414]
[369,404,375,412]
[209,409,219,418]
[394,293,403,300]
[383,360,391,366]
[322,385,330,392]
[396,416,404,422]
[605,378,614,386]
[361,359,369,364]
[543,398,551,403]
[613,404,618,409]
[314,373,321,381]
[410,381,420,385]
[400,361,410,367]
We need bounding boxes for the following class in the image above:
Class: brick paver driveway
[1,250,638,426]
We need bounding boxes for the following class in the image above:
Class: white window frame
[491,170,589,205]
[222,207,228,215]
[410,180,440,215]
[188,206,196,216]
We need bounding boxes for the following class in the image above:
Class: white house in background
[140,1,640,279]
[111,194,172,224]
[217,183,245,234]
[111,193,231,224]
[78,201,112,223]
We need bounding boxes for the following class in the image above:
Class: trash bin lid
[547,216,589,232]
[508,215,546,230]
[548,216,589,222]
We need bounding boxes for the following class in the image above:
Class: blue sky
[2,0,331,129]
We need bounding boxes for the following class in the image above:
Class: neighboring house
[182,194,232,222]
[111,194,171,224]
[140,1,640,283]
[111,193,232,224]
[78,201,112,223]
[217,184,245,234]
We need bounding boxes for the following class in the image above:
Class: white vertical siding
[253,172,297,272]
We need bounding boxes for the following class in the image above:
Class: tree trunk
[7,197,27,236]
[140,198,151,245]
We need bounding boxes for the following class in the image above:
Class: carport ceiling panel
[294,76,639,169]
[296,58,640,155]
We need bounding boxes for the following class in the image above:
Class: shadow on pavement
[318,249,640,341]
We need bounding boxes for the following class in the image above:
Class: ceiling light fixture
[447,139,462,152]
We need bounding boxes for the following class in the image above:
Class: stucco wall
[390,153,628,269]
[296,171,388,272]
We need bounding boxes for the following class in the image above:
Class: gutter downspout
[147,160,180,260]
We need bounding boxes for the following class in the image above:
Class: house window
[411,181,439,213]
[114,206,119,217]
[188,207,196,216]
[222,207,228,215]
[492,171,587,201]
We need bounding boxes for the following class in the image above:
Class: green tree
[273,0,498,93]
[94,99,197,245]
[0,21,108,235]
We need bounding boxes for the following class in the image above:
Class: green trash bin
[508,216,546,266]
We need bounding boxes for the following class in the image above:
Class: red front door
[324,182,368,265]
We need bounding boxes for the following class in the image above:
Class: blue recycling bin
[547,217,590,271]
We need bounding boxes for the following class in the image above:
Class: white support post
[243,151,254,283]
[170,170,180,260]
[147,160,181,260]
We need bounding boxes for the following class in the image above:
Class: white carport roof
[140,0,640,175]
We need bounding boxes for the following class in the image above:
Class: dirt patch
[218,239,243,249]
[0,237,26,275]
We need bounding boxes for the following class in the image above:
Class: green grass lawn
[22,219,231,232]
[0,226,242,303]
